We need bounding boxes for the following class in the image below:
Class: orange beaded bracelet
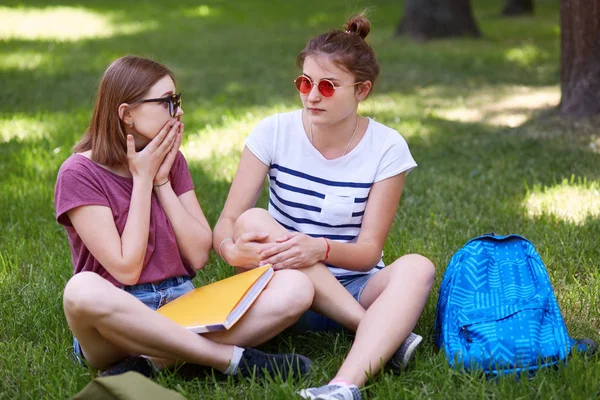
[322,237,331,261]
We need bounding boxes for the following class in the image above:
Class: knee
[234,208,273,237]
[395,254,436,287]
[63,272,115,319]
[270,270,314,320]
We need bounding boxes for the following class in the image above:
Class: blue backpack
[434,234,577,374]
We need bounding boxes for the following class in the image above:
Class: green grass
[1,0,599,398]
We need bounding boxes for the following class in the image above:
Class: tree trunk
[501,0,534,16]
[559,0,600,118]
[395,0,481,40]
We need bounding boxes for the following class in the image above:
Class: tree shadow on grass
[1,0,565,120]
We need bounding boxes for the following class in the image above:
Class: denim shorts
[72,275,194,365]
[290,272,377,333]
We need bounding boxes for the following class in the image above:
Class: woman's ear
[357,81,372,101]
[118,103,132,126]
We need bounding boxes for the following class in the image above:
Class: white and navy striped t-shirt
[245,110,417,277]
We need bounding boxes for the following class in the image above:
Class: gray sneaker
[573,338,596,355]
[100,356,156,378]
[237,348,312,381]
[388,332,422,371]
[298,383,361,400]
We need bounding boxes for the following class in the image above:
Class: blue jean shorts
[290,272,376,333]
[73,275,194,365]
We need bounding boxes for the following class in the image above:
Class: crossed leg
[63,268,313,371]
[234,208,435,386]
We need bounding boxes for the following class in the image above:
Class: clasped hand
[126,120,183,184]
[226,232,324,270]
[259,232,326,270]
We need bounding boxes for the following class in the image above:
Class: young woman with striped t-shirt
[214,14,435,400]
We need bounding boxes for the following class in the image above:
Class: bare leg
[63,272,232,371]
[65,269,313,371]
[234,208,365,331]
[332,254,435,386]
[299,263,365,332]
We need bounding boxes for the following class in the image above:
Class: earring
[128,121,134,128]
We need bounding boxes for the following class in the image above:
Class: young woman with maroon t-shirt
[54,56,313,379]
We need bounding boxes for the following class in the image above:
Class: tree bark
[395,0,481,40]
[501,0,534,16]
[559,0,600,117]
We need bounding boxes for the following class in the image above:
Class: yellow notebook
[157,265,274,333]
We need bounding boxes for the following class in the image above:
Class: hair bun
[344,14,371,40]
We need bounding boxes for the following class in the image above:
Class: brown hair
[297,13,380,96]
[74,55,175,166]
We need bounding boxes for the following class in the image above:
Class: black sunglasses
[132,93,182,117]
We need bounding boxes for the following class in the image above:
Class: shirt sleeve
[55,169,110,227]
[244,114,277,167]
[374,134,418,182]
[169,151,195,197]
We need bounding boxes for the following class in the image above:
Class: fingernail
[259,261,268,267]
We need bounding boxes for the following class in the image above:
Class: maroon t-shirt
[55,152,196,286]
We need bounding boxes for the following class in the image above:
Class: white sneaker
[298,383,361,400]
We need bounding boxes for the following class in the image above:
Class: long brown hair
[297,13,380,97]
[74,55,175,166]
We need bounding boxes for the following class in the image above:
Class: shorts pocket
[134,291,161,310]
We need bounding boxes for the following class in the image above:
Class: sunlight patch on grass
[361,95,418,117]
[0,253,14,286]
[183,119,248,161]
[524,178,600,225]
[358,94,426,137]
[358,92,430,126]
[505,44,543,67]
[183,105,296,164]
[0,6,156,41]
[588,135,600,153]
[435,86,559,127]
[0,51,50,71]
[0,117,47,142]
[183,5,219,18]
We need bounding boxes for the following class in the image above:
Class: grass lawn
[1,0,599,398]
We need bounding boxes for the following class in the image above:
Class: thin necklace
[309,114,360,157]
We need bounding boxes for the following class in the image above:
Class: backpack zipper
[460,326,473,343]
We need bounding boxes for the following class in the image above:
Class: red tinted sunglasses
[294,76,363,98]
